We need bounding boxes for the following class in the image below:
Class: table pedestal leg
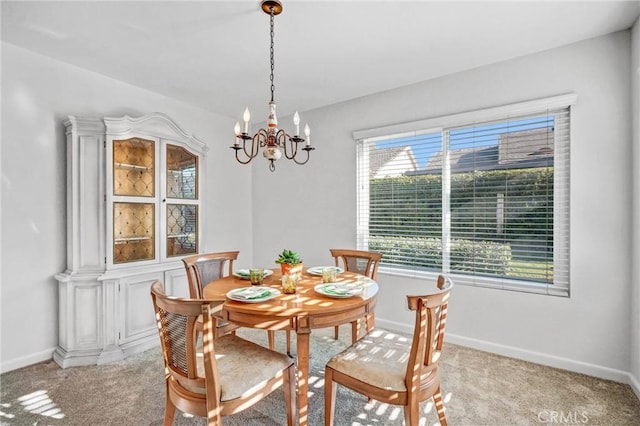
[296,329,310,426]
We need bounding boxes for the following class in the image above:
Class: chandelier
[231,0,314,172]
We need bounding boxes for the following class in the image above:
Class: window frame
[354,94,576,296]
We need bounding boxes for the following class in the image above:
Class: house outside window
[355,95,574,296]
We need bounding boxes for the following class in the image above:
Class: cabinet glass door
[166,145,197,199]
[112,137,156,264]
[113,202,155,263]
[113,138,155,197]
[166,144,198,257]
[166,204,198,256]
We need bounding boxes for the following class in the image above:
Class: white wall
[1,29,637,390]
[0,43,253,372]
[631,17,640,397]
[252,31,635,382]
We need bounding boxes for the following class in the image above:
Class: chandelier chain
[269,7,275,103]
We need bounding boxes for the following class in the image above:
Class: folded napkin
[309,266,343,274]
[322,284,360,296]
[232,287,272,300]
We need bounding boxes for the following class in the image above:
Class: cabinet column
[97,278,124,364]
[53,273,103,368]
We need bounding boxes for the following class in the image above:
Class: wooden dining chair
[182,251,239,299]
[182,251,242,338]
[329,249,383,343]
[324,275,452,426]
[150,281,296,426]
[182,251,281,352]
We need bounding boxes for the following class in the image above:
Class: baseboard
[121,334,159,359]
[629,371,640,400]
[2,338,159,373]
[376,318,636,390]
[376,318,415,336]
[446,333,631,384]
[1,347,56,374]
[53,346,104,369]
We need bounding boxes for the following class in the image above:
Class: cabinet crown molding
[104,112,208,154]
[65,116,106,135]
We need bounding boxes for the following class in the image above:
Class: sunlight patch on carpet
[0,401,15,419]
[11,389,65,420]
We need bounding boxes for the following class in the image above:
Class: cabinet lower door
[118,272,162,349]
[164,267,190,298]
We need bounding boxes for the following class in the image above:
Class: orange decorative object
[280,262,303,278]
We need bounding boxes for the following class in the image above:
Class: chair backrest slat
[182,251,239,298]
[405,276,452,394]
[330,249,382,280]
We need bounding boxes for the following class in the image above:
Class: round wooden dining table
[203,267,379,426]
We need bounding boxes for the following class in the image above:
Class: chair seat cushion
[188,334,294,402]
[327,329,413,392]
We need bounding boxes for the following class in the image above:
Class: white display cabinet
[54,113,207,367]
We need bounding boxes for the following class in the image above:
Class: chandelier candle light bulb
[243,107,250,133]
[229,0,315,172]
[305,124,311,146]
[293,111,300,136]
[233,122,241,146]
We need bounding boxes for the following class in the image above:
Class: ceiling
[2,1,639,122]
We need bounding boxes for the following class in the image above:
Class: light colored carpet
[1,325,639,425]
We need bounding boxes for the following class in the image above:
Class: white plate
[307,266,345,276]
[314,283,363,298]
[233,269,274,280]
[226,286,280,303]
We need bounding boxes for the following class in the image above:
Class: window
[355,95,574,295]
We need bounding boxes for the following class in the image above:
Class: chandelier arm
[278,130,298,160]
[252,132,266,158]
[232,131,263,165]
[292,147,313,165]
[239,136,251,159]
[257,128,270,148]
[234,146,255,164]
[275,128,286,146]
[236,134,258,164]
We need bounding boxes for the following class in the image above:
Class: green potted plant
[275,249,303,277]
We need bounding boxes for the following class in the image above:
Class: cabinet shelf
[167,233,193,239]
[115,162,149,171]
[114,236,152,244]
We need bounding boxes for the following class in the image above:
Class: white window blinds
[356,96,572,296]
